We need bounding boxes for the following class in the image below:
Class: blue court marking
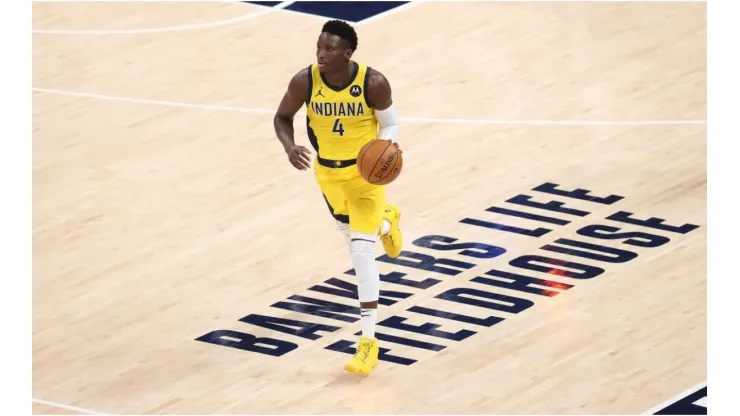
[243,1,410,23]
[245,1,282,6]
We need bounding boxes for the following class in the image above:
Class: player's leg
[335,220,352,254]
[321,192,353,252]
[315,167,352,253]
[341,179,386,376]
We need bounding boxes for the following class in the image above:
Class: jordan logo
[315,87,325,98]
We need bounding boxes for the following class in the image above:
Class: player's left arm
[367,70,401,148]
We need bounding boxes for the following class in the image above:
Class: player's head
[316,20,358,73]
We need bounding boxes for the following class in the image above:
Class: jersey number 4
[332,119,345,136]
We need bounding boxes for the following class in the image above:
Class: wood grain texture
[32,1,706,414]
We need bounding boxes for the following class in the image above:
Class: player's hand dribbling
[286,144,312,170]
[387,139,402,155]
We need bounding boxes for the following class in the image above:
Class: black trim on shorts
[322,194,349,224]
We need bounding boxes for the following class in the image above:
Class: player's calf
[345,231,381,375]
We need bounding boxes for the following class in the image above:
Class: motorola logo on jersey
[350,85,362,97]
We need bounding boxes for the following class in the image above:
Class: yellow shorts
[314,159,385,235]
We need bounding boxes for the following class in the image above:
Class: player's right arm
[274,68,312,171]
[367,69,401,153]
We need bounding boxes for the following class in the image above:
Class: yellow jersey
[305,62,378,161]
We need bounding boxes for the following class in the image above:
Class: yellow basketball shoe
[344,337,379,376]
[379,204,403,258]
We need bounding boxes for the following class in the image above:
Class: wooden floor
[32,1,706,414]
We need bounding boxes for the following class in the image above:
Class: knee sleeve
[350,231,380,302]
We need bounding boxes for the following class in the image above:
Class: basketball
[356,139,403,185]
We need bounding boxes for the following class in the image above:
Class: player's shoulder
[288,66,312,91]
[365,67,392,108]
[366,66,390,88]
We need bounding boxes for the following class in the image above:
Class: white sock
[361,308,377,338]
[381,219,391,235]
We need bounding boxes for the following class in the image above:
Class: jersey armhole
[364,67,373,108]
[306,65,313,105]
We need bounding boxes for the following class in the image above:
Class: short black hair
[321,20,358,51]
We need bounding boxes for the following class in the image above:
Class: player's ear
[345,49,354,59]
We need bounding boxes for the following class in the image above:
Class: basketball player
[273,20,403,376]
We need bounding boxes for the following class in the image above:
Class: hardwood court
[32,1,707,414]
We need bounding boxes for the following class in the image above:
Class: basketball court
[31,1,707,414]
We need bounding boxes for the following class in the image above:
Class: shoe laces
[356,340,372,362]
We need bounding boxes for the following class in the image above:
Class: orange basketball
[356,139,403,185]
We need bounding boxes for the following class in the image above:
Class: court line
[356,1,425,26]
[238,0,331,22]
[32,397,109,415]
[31,1,295,35]
[641,380,707,415]
[32,87,707,127]
[33,87,275,115]
[241,0,422,26]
